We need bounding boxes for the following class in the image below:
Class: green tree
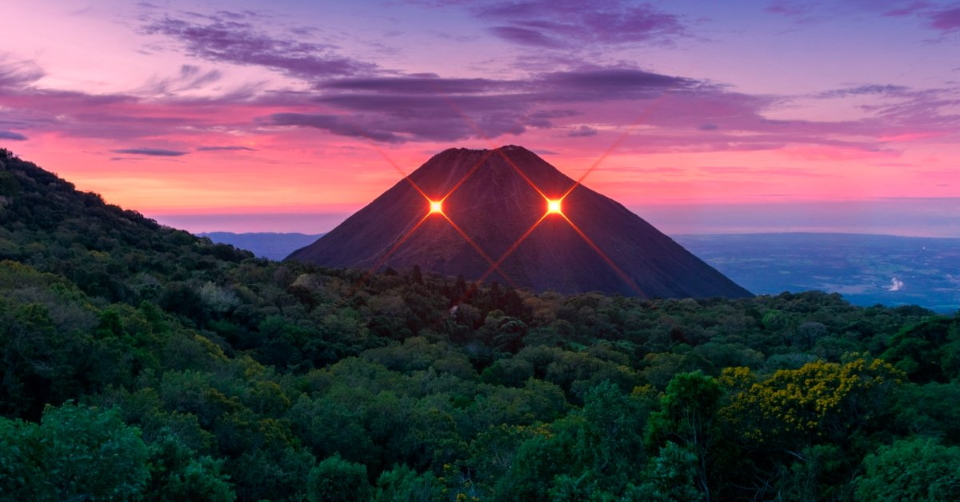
[308,454,374,502]
[572,381,652,492]
[375,464,442,502]
[855,437,960,501]
[629,441,704,502]
[146,430,236,501]
[0,402,150,501]
[646,371,723,502]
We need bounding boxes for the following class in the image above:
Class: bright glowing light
[547,199,563,214]
[429,200,443,214]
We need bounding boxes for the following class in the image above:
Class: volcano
[288,146,751,299]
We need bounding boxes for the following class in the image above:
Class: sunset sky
[2,0,959,235]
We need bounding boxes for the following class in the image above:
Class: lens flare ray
[475,212,550,285]
[560,213,646,298]
[343,212,433,298]
[562,88,676,200]
[441,149,497,201]
[442,213,518,289]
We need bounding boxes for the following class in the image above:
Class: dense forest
[1,147,959,501]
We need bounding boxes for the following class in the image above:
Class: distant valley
[205,231,960,313]
[200,232,324,261]
[675,233,960,314]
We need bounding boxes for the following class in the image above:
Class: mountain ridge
[288,146,751,299]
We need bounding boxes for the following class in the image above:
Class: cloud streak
[473,0,687,48]
[112,148,189,156]
[929,5,960,31]
[142,13,375,79]
[767,0,960,34]
[0,130,27,141]
[0,59,44,89]
[197,145,257,151]
[264,68,693,143]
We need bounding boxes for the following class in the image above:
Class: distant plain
[203,231,960,314]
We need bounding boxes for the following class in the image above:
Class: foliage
[0,402,150,501]
[855,437,960,501]
[727,358,902,447]
[308,454,374,502]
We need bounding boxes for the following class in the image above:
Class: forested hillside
[2,148,959,501]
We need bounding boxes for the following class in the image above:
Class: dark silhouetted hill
[288,146,750,299]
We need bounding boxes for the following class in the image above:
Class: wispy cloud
[474,0,686,48]
[197,145,257,151]
[928,4,960,31]
[265,68,693,143]
[816,84,911,98]
[0,130,27,141]
[142,13,376,79]
[567,125,597,137]
[0,58,44,89]
[139,65,223,95]
[112,148,189,156]
[266,113,405,143]
[767,0,960,34]
[488,26,566,48]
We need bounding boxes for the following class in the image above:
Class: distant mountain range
[203,231,960,313]
[199,232,323,261]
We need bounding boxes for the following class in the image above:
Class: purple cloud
[767,0,960,34]
[817,84,911,98]
[266,107,526,144]
[0,59,44,89]
[197,145,257,151]
[267,113,404,143]
[143,14,375,79]
[536,68,692,100]
[474,1,686,47]
[318,76,517,94]
[929,5,960,30]
[882,1,933,17]
[266,67,692,142]
[488,26,566,47]
[4,14,957,161]
[567,125,597,137]
[317,68,689,106]
[112,148,189,156]
[765,1,818,18]
[260,65,960,150]
[141,65,223,95]
[0,130,27,141]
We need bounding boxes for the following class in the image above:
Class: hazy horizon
[153,197,960,238]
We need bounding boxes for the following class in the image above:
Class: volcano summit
[288,146,750,299]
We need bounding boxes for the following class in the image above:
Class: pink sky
[1,0,959,235]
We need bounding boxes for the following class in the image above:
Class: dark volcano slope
[288,146,751,299]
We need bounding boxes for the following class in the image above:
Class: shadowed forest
[2,148,960,501]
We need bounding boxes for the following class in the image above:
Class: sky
[1,0,959,236]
